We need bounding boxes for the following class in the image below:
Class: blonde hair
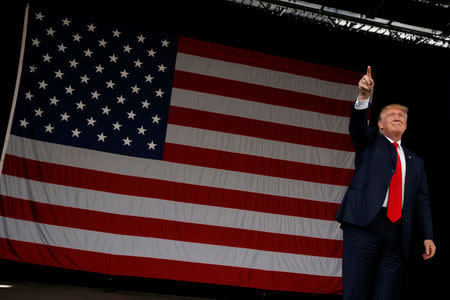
[378,104,408,121]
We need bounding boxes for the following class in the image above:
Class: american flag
[0,4,361,294]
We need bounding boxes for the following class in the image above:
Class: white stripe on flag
[170,88,350,134]
[166,124,355,169]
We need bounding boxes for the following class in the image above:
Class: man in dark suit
[335,66,436,299]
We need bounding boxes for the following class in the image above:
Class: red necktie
[387,142,402,222]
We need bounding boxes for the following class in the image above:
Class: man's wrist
[355,97,370,110]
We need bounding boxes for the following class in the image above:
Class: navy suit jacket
[335,104,433,259]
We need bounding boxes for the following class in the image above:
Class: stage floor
[0,260,343,300]
[0,280,213,300]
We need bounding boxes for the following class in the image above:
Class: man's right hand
[358,66,374,100]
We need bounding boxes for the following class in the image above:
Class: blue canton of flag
[12,9,178,159]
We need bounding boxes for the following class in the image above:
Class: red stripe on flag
[2,154,339,220]
[167,106,354,152]
[173,70,353,117]
[0,195,343,258]
[164,143,353,186]
[0,238,342,294]
[178,36,360,85]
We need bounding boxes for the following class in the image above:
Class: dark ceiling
[296,0,449,32]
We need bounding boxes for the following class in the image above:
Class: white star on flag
[147,140,157,150]
[19,118,29,128]
[97,132,107,142]
[122,136,132,146]
[71,128,81,137]
[44,123,54,133]
[60,112,70,121]
[137,125,147,135]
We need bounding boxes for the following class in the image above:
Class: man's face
[378,107,407,139]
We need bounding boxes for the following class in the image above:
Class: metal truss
[226,0,450,48]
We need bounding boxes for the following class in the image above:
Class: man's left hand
[423,239,436,260]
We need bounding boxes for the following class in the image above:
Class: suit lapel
[390,142,397,165]
[403,147,414,208]
[380,135,397,165]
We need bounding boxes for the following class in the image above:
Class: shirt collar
[383,135,402,147]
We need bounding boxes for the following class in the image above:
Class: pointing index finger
[367,66,372,78]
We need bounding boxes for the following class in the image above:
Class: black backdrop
[2,1,449,299]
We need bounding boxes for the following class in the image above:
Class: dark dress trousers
[335,104,433,299]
